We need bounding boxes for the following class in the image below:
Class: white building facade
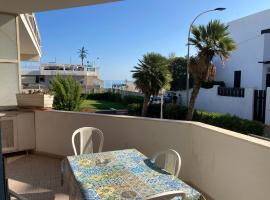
[214,9,270,90]
[21,63,104,93]
[182,9,270,124]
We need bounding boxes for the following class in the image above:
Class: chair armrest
[9,189,28,200]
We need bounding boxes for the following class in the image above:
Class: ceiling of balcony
[0,0,118,14]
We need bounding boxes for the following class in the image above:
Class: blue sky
[36,0,270,80]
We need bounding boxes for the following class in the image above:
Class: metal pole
[0,124,8,200]
[186,8,226,107]
[161,93,164,119]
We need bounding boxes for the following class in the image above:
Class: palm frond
[189,20,236,82]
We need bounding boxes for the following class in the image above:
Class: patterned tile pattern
[64,149,201,200]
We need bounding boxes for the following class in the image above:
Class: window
[234,71,241,88]
[39,76,45,82]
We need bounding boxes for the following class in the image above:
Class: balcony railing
[40,65,99,76]
[33,110,270,200]
[218,87,245,97]
[3,110,270,200]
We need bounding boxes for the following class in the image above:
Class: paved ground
[6,154,69,200]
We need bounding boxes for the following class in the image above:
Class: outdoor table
[62,149,202,200]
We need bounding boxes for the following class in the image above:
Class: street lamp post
[186,8,226,107]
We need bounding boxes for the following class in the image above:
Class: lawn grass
[80,99,127,111]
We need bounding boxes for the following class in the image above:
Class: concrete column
[0,14,20,107]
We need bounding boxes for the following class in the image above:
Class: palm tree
[132,53,171,116]
[186,20,236,120]
[78,46,88,66]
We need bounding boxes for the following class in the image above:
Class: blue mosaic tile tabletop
[65,149,202,200]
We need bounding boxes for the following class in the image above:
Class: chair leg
[180,193,186,200]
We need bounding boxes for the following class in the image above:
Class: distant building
[21,63,104,93]
[124,80,139,92]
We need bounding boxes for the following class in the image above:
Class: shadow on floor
[6,153,69,200]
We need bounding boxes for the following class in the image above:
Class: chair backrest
[72,127,104,155]
[151,149,181,177]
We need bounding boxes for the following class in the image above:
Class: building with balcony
[179,9,270,123]
[0,12,41,108]
[214,9,270,90]
[0,1,270,200]
[21,63,104,93]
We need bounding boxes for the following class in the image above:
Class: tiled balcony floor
[6,153,69,200]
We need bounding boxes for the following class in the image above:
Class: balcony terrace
[4,110,270,200]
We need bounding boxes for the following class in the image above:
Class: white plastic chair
[9,189,28,200]
[151,149,181,177]
[71,127,104,155]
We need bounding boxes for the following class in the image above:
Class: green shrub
[50,76,81,111]
[85,92,122,102]
[122,95,144,105]
[164,104,187,120]
[193,111,264,136]
[127,103,264,136]
[128,103,187,119]
[84,92,144,105]
[147,104,162,118]
[127,104,142,116]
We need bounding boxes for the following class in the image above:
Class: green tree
[186,20,236,120]
[50,76,82,111]
[132,53,172,116]
[168,56,193,91]
[78,46,88,66]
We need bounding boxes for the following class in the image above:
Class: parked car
[150,95,172,104]
[151,96,161,104]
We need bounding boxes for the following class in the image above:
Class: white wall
[264,87,270,125]
[178,86,254,120]
[214,36,264,89]
[215,9,270,90]
[34,110,270,200]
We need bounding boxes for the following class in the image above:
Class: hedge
[83,92,122,102]
[193,111,264,136]
[127,103,264,136]
[83,92,144,105]
[122,95,144,105]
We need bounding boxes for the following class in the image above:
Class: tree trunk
[82,58,84,66]
[142,94,150,117]
[186,79,202,120]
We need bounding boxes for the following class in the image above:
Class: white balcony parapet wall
[35,110,270,200]
[178,86,254,120]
